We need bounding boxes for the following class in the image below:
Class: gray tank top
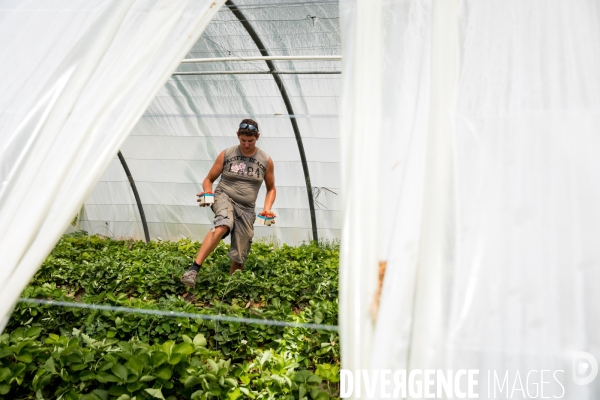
[215,145,271,208]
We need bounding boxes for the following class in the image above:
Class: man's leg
[181,226,229,287]
[229,261,243,275]
[195,226,229,265]
[182,193,234,287]
[228,205,256,275]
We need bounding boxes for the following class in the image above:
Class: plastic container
[256,214,275,226]
[198,193,215,206]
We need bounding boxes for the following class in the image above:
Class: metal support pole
[181,55,341,63]
[117,151,150,243]
[173,70,340,75]
[225,0,319,243]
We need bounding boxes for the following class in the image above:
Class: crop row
[2,234,341,399]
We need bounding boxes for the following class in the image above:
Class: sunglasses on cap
[239,123,258,132]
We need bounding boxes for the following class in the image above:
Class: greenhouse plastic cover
[77,0,342,245]
[340,0,600,398]
[2,0,600,398]
[0,0,224,329]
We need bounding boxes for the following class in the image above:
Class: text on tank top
[215,145,270,207]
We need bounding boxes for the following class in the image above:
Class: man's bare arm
[197,151,224,205]
[263,158,276,212]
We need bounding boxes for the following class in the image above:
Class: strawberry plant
[4,234,341,399]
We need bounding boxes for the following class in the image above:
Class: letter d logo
[572,351,598,385]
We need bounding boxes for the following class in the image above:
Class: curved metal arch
[117,151,150,243]
[225,0,319,243]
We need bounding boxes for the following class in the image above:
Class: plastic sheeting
[78,0,342,245]
[341,0,600,398]
[338,0,384,379]
[0,0,224,328]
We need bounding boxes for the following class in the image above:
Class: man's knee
[214,225,230,238]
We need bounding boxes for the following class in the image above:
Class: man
[180,119,276,287]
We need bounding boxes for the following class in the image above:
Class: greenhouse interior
[2,0,600,399]
[78,0,343,246]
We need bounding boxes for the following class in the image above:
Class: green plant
[4,235,341,399]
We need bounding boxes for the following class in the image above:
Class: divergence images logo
[572,352,598,386]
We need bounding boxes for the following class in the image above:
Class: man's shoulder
[255,147,270,162]
[222,146,239,159]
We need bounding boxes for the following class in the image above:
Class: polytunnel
[3,0,600,398]
[77,0,342,245]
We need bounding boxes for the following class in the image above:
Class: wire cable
[199,36,269,72]
[218,1,338,12]
[18,298,338,331]
[211,16,339,23]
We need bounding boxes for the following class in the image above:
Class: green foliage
[0,328,333,399]
[4,235,340,399]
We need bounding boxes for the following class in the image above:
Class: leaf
[298,383,307,399]
[151,351,168,367]
[92,389,109,400]
[79,371,96,381]
[127,381,144,392]
[191,390,204,400]
[167,353,182,365]
[109,385,129,396]
[71,363,87,371]
[314,311,324,324]
[0,383,9,395]
[140,375,156,382]
[0,368,11,382]
[45,333,60,344]
[16,351,33,362]
[11,363,25,377]
[80,395,101,400]
[10,328,25,340]
[136,352,151,366]
[125,357,145,376]
[173,342,194,356]
[224,378,238,388]
[111,363,128,382]
[259,351,272,366]
[293,370,312,383]
[193,334,207,347]
[314,391,330,400]
[207,359,219,372]
[154,365,172,380]
[161,341,174,356]
[184,376,203,388]
[25,326,42,339]
[118,341,131,353]
[98,360,114,372]
[96,371,121,383]
[145,388,166,399]
[0,349,13,358]
[228,388,243,400]
[116,396,131,400]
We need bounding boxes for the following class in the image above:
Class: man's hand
[259,210,276,225]
[197,191,213,207]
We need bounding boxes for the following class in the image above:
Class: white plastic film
[342,0,600,398]
[0,0,224,328]
[78,1,342,245]
[338,0,383,374]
